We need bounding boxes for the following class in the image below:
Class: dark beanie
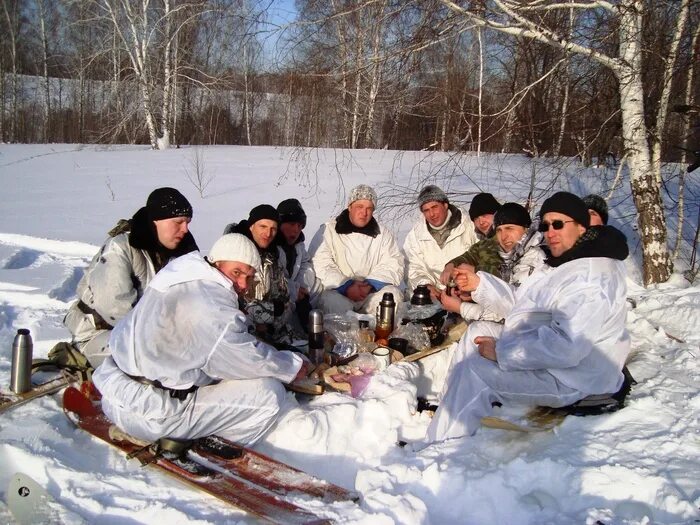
[539,192,590,228]
[146,187,193,221]
[418,185,448,207]
[248,204,279,225]
[582,194,609,225]
[494,203,531,229]
[277,198,307,227]
[469,193,501,220]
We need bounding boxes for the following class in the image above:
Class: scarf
[335,209,380,237]
[127,207,199,273]
[546,225,629,267]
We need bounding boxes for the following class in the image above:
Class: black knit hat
[248,204,280,225]
[469,193,501,220]
[539,191,590,228]
[494,203,531,229]
[582,194,609,225]
[418,185,449,207]
[277,198,307,227]
[146,187,193,221]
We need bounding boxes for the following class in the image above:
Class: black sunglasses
[538,219,575,232]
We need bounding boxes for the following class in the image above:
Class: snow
[1,144,698,524]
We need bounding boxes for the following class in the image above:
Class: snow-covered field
[0,144,698,524]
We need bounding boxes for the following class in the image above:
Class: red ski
[63,386,356,524]
[192,435,357,503]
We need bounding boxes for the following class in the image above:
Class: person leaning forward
[309,184,404,315]
[63,187,198,368]
[403,185,478,300]
[92,234,308,446]
[421,192,630,445]
[440,202,546,322]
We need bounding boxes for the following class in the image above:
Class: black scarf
[335,209,380,237]
[127,207,199,273]
[546,225,628,268]
[276,230,305,275]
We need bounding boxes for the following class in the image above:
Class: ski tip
[62,385,100,419]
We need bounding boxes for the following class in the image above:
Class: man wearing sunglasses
[422,192,630,445]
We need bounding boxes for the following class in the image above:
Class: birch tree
[85,0,210,149]
[437,0,695,285]
[34,0,58,143]
[2,0,20,143]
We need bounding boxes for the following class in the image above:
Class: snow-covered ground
[0,144,698,524]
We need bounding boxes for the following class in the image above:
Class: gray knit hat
[582,194,609,225]
[348,184,377,207]
[417,185,449,208]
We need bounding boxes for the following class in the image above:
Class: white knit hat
[348,184,377,207]
[208,234,261,271]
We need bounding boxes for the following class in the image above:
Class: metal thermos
[10,328,33,394]
[375,292,396,344]
[308,310,325,365]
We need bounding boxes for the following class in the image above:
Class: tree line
[1,0,699,285]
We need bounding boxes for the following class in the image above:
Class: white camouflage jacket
[403,206,479,293]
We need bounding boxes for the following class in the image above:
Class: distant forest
[1,1,697,164]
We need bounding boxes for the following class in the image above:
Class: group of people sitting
[61,183,630,448]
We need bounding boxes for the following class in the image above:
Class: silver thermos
[308,310,325,365]
[10,328,33,394]
[374,292,396,344]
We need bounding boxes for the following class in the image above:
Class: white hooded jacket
[472,256,630,394]
[93,252,302,420]
[64,232,155,344]
[403,206,478,292]
[310,218,405,289]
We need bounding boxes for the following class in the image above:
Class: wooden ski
[63,385,352,524]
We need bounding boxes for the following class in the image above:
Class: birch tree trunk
[649,0,690,183]
[331,0,351,147]
[364,1,386,148]
[243,42,252,146]
[673,20,700,259]
[37,0,51,143]
[476,25,483,157]
[158,0,173,150]
[2,0,18,143]
[553,2,575,157]
[285,75,293,146]
[351,25,364,149]
[616,0,671,284]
